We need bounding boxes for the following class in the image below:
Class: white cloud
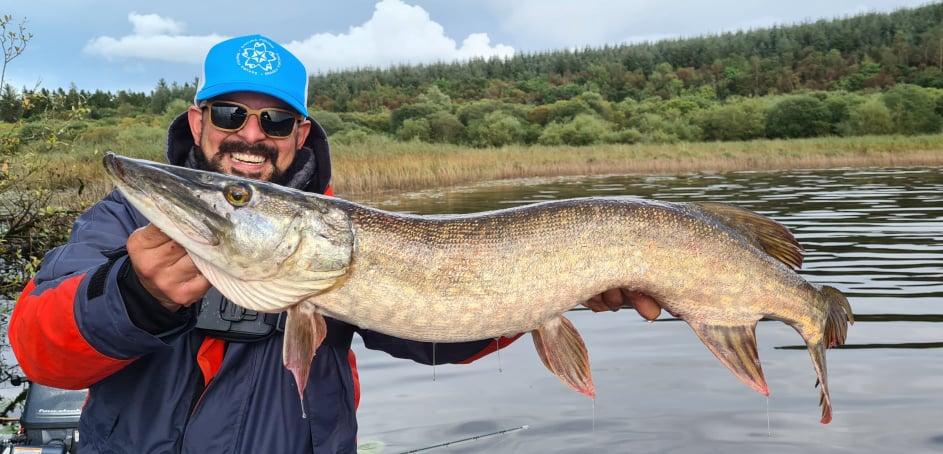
[285,0,514,72]
[84,13,226,64]
[128,13,184,37]
[83,1,514,72]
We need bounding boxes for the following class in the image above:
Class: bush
[339,110,391,133]
[882,84,942,135]
[311,110,347,135]
[427,111,465,143]
[390,103,444,130]
[698,101,766,141]
[161,99,191,126]
[765,95,832,138]
[396,118,431,142]
[330,128,379,145]
[839,98,894,136]
[456,100,501,125]
[76,126,121,146]
[538,114,611,146]
[602,128,643,144]
[466,111,525,147]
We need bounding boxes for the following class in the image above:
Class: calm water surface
[351,167,943,453]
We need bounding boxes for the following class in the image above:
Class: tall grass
[5,130,943,205]
[329,134,943,195]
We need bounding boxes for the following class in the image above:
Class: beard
[194,140,287,185]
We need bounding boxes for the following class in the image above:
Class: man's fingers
[601,288,623,310]
[583,294,608,312]
[130,224,174,249]
[623,290,662,321]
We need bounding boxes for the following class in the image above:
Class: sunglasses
[203,101,301,138]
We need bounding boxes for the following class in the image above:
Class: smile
[231,152,266,164]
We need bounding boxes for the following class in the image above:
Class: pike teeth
[232,152,265,164]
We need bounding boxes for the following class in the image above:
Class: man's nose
[236,114,267,142]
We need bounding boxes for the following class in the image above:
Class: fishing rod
[398,425,529,453]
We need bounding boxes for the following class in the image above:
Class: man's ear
[187,105,204,144]
[295,119,312,150]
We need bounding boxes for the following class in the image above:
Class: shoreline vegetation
[4,133,941,203]
[329,134,943,196]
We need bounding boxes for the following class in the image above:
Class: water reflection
[353,167,943,453]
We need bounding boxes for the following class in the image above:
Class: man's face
[187,91,311,182]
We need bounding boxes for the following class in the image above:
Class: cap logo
[236,38,281,76]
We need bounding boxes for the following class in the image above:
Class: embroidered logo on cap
[236,38,281,75]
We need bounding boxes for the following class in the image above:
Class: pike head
[103,153,353,313]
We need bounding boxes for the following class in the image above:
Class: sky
[2,0,936,93]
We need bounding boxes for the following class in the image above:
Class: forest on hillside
[1,2,943,151]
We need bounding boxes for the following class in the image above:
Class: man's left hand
[583,288,662,320]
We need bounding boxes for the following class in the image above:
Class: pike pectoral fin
[283,303,327,405]
[688,321,769,396]
[532,315,595,398]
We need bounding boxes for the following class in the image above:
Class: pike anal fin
[283,303,327,410]
[532,315,595,398]
[688,321,769,396]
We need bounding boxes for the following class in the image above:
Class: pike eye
[224,184,252,207]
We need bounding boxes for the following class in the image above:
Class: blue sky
[3,0,935,93]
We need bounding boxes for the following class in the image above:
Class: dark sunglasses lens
[210,103,247,130]
[260,110,296,137]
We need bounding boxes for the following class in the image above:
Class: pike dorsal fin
[531,315,595,398]
[284,303,327,412]
[691,202,804,269]
[688,321,769,396]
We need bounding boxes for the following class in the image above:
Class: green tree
[0,84,22,122]
[396,118,431,141]
[766,95,832,138]
[538,114,611,146]
[881,84,942,134]
[697,101,766,141]
[311,110,347,135]
[466,111,525,147]
[839,98,894,136]
[427,111,465,143]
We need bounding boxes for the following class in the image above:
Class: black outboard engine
[3,381,85,454]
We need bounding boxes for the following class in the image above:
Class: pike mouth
[103,153,227,246]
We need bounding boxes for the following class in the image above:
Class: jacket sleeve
[8,191,195,390]
[358,329,523,365]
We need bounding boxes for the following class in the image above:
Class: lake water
[351,167,943,453]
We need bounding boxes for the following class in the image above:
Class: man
[8,34,660,453]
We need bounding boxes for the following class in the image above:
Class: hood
[166,112,332,194]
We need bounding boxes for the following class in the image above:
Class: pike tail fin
[803,285,854,424]
[820,285,854,348]
[532,315,595,398]
[688,321,768,396]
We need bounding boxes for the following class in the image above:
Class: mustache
[218,140,279,161]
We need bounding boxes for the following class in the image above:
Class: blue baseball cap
[195,34,309,117]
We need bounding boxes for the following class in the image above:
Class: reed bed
[6,134,943,207]
[330,135,943,195]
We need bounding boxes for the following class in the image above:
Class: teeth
[232,152,265,164]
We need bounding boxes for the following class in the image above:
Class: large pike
[103,154,853,423]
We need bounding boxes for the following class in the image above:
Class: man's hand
[584,288,662,320]
[126,224,211,312]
